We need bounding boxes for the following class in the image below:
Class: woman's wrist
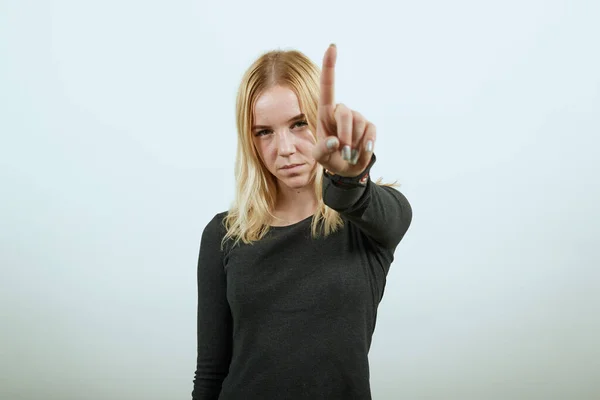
[324,153,377,188]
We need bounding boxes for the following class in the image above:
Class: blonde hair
[222,49,398,248]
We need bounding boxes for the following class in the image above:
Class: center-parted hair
[221,49,343,248]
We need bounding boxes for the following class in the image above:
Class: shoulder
[201,210,229,242]
[374,183,412,211]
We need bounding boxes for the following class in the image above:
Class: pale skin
[251,44,377,226]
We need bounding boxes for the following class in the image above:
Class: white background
[1,0,599,399]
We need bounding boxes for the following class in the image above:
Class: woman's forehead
[253,86,302,124]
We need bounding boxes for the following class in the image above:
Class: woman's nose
[277,130,295,156]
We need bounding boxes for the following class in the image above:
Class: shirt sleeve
[322,154,413,251]
[192,214,232,400]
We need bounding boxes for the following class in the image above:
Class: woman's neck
[271,183,318,226]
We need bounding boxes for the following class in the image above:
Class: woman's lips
[281,163,304,170]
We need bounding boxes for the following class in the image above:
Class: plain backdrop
[1,0,599,399]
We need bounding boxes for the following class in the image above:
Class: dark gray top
[192,161,412,399]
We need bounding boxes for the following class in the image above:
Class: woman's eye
[293,120,308,128]
[254,121,307,136]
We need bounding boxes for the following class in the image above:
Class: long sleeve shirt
[192,161,412,399]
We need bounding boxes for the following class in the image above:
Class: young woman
[192,44,412,400]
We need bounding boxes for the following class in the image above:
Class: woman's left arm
[314,45,412,250]
[322,153,412,251]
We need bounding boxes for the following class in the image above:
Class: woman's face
[251,85,317,190]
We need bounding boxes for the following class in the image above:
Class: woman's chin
[277,174,312,190]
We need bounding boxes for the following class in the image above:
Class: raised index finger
[319,44,337,107]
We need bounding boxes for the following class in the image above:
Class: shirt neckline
[268,214,314,229]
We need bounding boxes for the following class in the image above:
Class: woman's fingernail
[350,149,359,165]
[326,137,338,150]
[342,145,351,160]
[365,140,374,153]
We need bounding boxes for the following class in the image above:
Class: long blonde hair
[222,49,397,248]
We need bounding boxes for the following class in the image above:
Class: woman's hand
[312,44,377,177]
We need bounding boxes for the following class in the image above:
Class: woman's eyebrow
[252,113,306,130]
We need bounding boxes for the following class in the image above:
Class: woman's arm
[313,46,412,249]
[322,154,412,251]
[192,214,232,400]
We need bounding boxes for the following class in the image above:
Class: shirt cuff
[322,153,377,211]
[323,153,377,189]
